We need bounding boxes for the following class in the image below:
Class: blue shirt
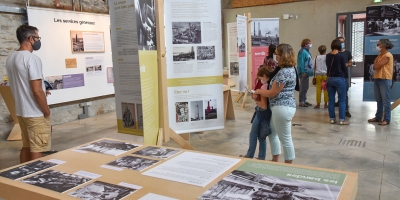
[268,67,296,108]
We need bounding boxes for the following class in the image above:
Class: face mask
[341,43,345,49]
[376,46,381,52]
[31,38,41,51]
[309,44,312,48]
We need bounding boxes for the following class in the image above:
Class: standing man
[297,38,314,107]
[6,25,51,163]
[337,37,353,117]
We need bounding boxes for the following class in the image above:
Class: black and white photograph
[121,102,136,129]
[204,99,217,120]
[198,170,341,200]
[68,181,137,200]
[86,66,94,72]
[0,160,57,180]
[95,65,102,71]
[106,156,159,171]
[20,170,91,193]
[364,54,400,82]
[135,0,157,50]
[197,46,215,60]
[71,31,84,52]
[172,22,201,44]
[175,102,189,123]
[190,100,204,121]
[132,146,181,159]
[366,5,400,36]
[45,76,63,90]
[173,46,195,61]
[76,139,140,156]
[251,19,280,46]
[238,37,246,53]
[137,104,144,130]
[230,62,239,76]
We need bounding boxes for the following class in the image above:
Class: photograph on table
[45,76,63,90]
[121,102,137,129]
[364,54,400,82]
[198,170,341,200]
[106,155,159,171]
[251,19,279,47]
[172,22,201,44]
[20,170,91,193]
[175,102,189,123]
[204,99,217,120]
[76,139,140,156]
[197,46,215,60]
[0,160,57,180]
[137,104,144,130]
[230,62,239,76]
[68,181,137,200]
[132,146,181,160]
[366,5,400,36]
[173,46,195,61]
[135,0,157,50]
[190,100,204,121]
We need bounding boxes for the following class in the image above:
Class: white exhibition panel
[27,7,114,105]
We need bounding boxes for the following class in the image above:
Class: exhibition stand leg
[234,92,244,103]
[0,86,22,141]
[391,98,400,111]
[223,86,235,122]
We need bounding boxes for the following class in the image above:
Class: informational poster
[251,18,279,88]
[364,4,400,101]
[165,0,224,134]
[237,15,247,92]
[142,152,240,187]
[70,31,105,53]
[199,161,347,200]
[227,22,239,91]
[45,73,85,90]
[85,56,105,76]
[109,0,159,144]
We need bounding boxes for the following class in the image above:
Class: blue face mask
[341,43,345,49]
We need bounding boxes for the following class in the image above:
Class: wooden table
[0,138,358,199]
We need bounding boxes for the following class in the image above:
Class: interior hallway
[0,78,399,199]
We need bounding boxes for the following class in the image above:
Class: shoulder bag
[312,56,317,85]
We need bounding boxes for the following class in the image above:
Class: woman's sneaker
[330,119,336,124]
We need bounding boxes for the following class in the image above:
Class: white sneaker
[330,119,336,124]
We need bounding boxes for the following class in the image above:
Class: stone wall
[0,0,113,139]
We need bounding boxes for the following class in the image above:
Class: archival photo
[106,155,159,171]
[198,170,341,200]
[132,146,181,159]
[251,19,280,47]
[230,62,239,76]
[197,46,215,60]
[364,54,400,82]
[366,5,400,36]
[70,31,84,52]
[137,104,144,130]
[20,170,91,193]
[0,160,57,180]
[204,99,217,120]
[135,0,157,50]
[121,102,136,129]
[76,139,140,156]
[238,37,246,53]
[175,102,189,123]
[68,181,137,200]
[173,46,195,61]
[45,76,63,90]
[172,22,201,44]
[190,100,204,121]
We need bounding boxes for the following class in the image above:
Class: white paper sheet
[74,171,102,179]
[139,193,178,200]
[142,152,240,187]
[46,159,66,165]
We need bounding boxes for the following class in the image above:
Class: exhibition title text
[54,18,95,25]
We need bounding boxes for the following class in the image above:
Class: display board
[27,7,114,105]
[164,0,224,134]
[363,4,400,101]
[109,0,159,144]
[251,18,279,88]
[237,15,248,93]
[227,22,240,91]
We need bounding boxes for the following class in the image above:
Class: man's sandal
[368,118,381,122]
[378,121,390,126]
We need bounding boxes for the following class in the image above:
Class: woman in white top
[314,45,328,108]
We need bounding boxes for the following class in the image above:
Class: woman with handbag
[326,39,349,125]
[313,45,328,109]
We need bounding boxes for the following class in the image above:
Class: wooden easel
[0,86,21,141]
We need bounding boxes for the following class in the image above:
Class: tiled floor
[0,78,399,199]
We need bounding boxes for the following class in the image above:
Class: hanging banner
[251,18,279,89]
[109,0,159,144]
[165,0,224,134]
[237,15,248,93]
[364,4,400,101]
[227,22,239,91]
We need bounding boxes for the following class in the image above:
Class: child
[240,66,273,160]
[314,45,329,108]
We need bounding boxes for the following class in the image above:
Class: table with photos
[0,138,358,200]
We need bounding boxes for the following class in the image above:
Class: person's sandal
[314,104,320,109]
[378,121,390,126]
[368,118,381,122]
[339,121,350,125]
[324,104,328,108]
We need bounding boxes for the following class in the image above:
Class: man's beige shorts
[17,116,51,153]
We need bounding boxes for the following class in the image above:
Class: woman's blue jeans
[245,106,271,160]
[374,79,392,122]
[327,77,346,121]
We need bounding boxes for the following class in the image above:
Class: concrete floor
[0,78,399,199]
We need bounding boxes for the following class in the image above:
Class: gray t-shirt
[6,51,46,117]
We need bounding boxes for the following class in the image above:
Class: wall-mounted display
[70,30,105,53]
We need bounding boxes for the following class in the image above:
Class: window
[352,21,364,62]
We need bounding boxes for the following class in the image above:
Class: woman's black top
[326,53,347,78]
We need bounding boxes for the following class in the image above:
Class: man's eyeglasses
[31,36,41,41]
[376,44,381,46]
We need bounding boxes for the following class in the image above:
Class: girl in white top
[314,45,329,108]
